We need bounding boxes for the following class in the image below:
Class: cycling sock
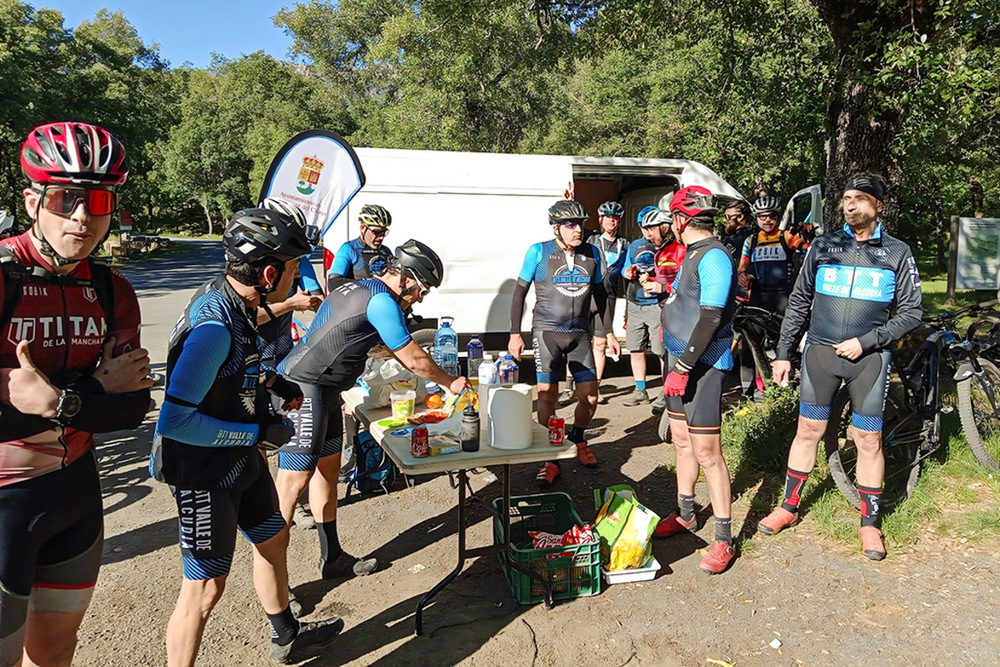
[267,606,300,646]
[568,425,584,443]
[780,467,811,513]
[635,379,647,391]
[677,493,696,522]
[317,519,342,562]
[858,486,883,528]
[714,516,733,544]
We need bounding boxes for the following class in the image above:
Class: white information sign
[956,217,1000,290]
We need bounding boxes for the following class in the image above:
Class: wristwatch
[54,389,83,424]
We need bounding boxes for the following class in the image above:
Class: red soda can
[411,426,429,457]
[548,416,565,446]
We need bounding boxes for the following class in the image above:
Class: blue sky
[40,1,299,69]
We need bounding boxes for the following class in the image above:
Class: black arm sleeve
[776,245,817,360]
[64,376,152,433]
[677,306,724,371]
[0,406,58,441]
[510,279,530,333]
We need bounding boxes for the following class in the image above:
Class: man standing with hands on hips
[758,175,922,561]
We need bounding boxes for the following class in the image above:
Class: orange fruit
[425,393,443,409]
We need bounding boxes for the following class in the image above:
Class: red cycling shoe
[699,540,736,574]
[536,462,560,488]
[575,441,599,467]
[858,526,886,561]
[653,513,697,538]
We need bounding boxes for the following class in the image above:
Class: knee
[183,577,226,614]
[537,386,558,403]
[693,445,725,469]
[593,338,607,352]
[26,634,79,666]
[795,417,826,444]
[853,430,883,455]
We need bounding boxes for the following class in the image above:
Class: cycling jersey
[776,223,923,360]
[661,237,736,371]
[279,279,412,389]
[740,230,808,293]
[511,240,605,333]
[328,238,391,282]
[623,239,685,305]
[722,227,752,259]
[585,231,628,295]
[153,276,270,489]
[258,256,321,369]
[0,232,146,487]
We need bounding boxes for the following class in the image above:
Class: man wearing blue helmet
[621,205,685,412]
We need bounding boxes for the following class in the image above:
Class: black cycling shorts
[278,383,344,472]
[172,452,284,580]
[799,344,891,432]
[533,331,597,385]
[664,355,725,434]
[0,452,104,662]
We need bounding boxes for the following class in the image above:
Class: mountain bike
[824,299,999,510]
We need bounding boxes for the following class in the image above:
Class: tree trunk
[970,177,984,217]
[201,202,214,236]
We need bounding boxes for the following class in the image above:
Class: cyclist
[653,186,738,575]
[275,240,468,580]
[620,205,685,413]
[327,204,393,285]
[579,200,628,404]
[152,208,342,665]
[721,199,753,260]
[0,121,152,667]
[759,175,923,561]
[509,200,620,487]
[737,196,808,401]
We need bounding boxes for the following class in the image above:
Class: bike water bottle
[467,334,484,386]
[434,317,460,376]
[498,354,519,384]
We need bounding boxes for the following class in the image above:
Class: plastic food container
[601,556,661,585]
[390,389,416,419]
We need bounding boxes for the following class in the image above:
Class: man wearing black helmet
[276,239,470,580]
[327,204,393,285]
[153,208,341,665]
[508,200,621,488]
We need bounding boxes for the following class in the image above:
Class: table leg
[500,464,554,608]
[414,468,468,636]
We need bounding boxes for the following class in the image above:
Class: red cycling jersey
[654,240,687,296]
[0,232,142,487]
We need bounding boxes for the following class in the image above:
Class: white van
[322,147,744,344]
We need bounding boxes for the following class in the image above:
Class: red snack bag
[529,531,564,549]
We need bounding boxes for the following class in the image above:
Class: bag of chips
[593,485,659,571]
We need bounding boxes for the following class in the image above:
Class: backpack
[346,430,399,495]
[0,245,115,331]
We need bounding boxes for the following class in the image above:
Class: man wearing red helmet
[0,122,152,666]
[652,186,739,575]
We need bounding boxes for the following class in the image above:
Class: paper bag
[593,485,660,571]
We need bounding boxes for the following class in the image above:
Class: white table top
[342,386,576,475]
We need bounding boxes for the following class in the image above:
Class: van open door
[781,184,823,239]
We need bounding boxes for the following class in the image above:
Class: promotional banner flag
[258,130,366,242]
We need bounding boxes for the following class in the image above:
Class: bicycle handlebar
[922,298,999,324]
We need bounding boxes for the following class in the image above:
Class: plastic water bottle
[478,354,497,446]
[498,354,519,384]
[434,317,459,376]
[467,334,484,385]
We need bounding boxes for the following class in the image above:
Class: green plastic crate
[491,492,601,605]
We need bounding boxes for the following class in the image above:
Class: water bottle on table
[498,354,519,384]
[467,334,484,386]
[434,317,460,376]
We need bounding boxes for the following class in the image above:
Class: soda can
[411,426,429,458]
[548,416,565,446]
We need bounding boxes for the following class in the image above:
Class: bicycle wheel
[823,385,921,510]
[957,358,1000,471]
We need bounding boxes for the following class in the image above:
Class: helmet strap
[552,224,571,252]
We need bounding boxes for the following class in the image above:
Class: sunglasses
[408,271,431,298]
[365,225,389,237]
[32,186,118,217]
[559,221,583,230]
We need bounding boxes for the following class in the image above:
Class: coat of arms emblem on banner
[296,156,324,195]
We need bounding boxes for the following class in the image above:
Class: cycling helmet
[668,185,718,218]
[260,196,319,245]
[224,207,312,267]
[395,239,444,288]
[21,122,127,185]
[751,195,781,216]
[637,205,668,228]
[598,201,625,218]
[358,204,392,228]
[548,200,588,225]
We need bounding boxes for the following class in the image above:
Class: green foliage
[722,386,800,471]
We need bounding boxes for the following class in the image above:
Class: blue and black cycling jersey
[279,279,411,390]
[152,276,269,489]
[776,223,923,360]
[622,238,659,305]
[329,238,392,281]
[661,236,736,371]
[511,240,604,334]
[258,256,321,369]
[586,231,628,296]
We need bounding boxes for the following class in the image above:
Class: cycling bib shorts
[664,354,726,434]
[277,384,344,472]
[625,301,665,355]
[533,331,596,385]
[799,344,892,432]
[172,452,284,580]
